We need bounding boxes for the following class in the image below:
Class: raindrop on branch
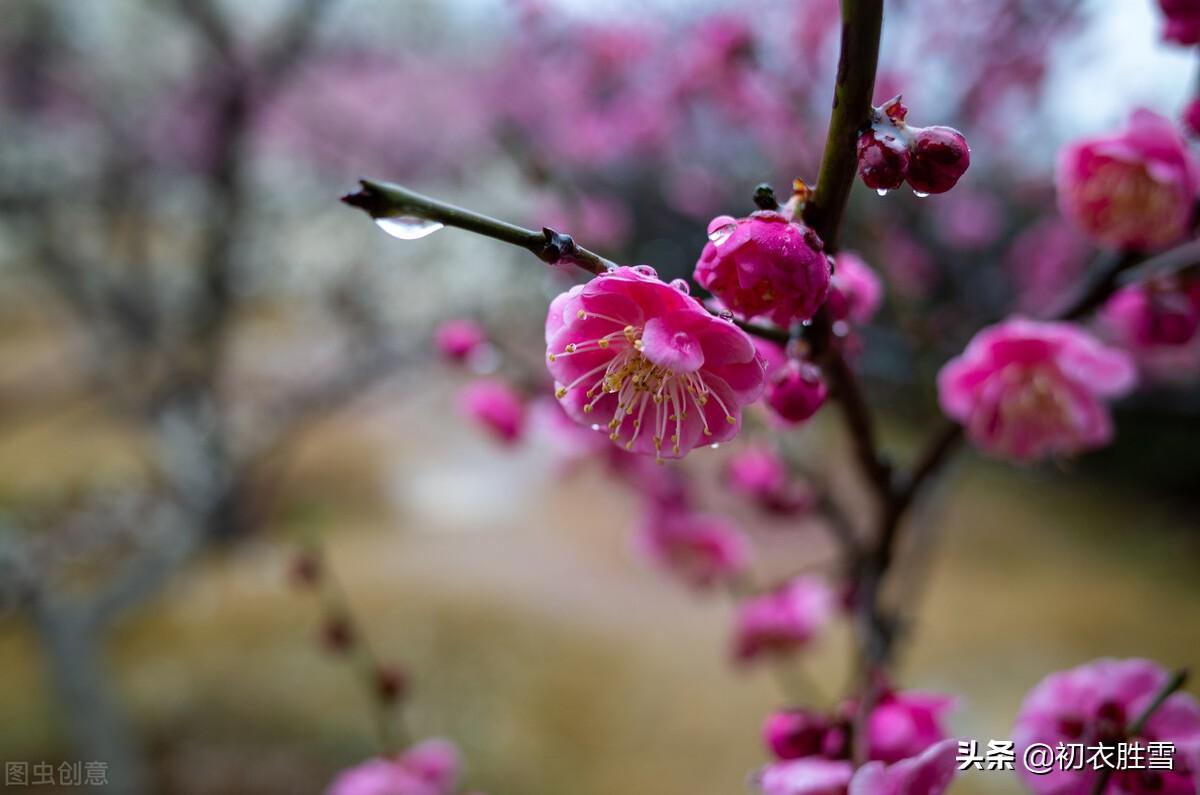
[375,215,445,240]
[876,188,889,197]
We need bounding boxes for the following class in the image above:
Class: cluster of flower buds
[856,96,970,196]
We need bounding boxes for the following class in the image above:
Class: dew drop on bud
[710,443,721,449]
[875,188,889,197]
[590,423,602,431]
[670,278,691,294]
[633,265,658,278]
[708,223,738,246]
[913,190,930,199]
[719,310,735,321]
[375,215,445,240]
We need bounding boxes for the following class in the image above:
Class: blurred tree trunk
[32,604,149,795]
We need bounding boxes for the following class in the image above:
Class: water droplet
[670,278,691,294]
[832,320,850,337]
[801,319,813,327]
[710,443,721,449]
[633,264,658,278]
[912,190,930,199]
[718,310,735,321]
[707,223,738,246]
[374,215,444,240]
[590,423,602,431]
[875,188,889,197]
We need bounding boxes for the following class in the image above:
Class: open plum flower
[757,738,959,795]
[1057,109,1200,252]
[938,318,1136,462]
[734,575,835,662]
[546,265,765,461]
[1013,658,1200,795]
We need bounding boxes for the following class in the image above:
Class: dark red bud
[905,125,970,195]
[375,665,408,704]
[289,552,321,589]
[763,709,830,760]
[320,616,355,654]
[857,130,910,191]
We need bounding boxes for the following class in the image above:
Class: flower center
[550,314,737,462]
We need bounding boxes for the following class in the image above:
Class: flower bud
[321,615,355,654]
[435,319,487,365]
[905,125,970,195]
[857,129,910,192]
[374,665,408,704]
[763,709,830,760]
[765,361,828,425]
[458,379,526,445]
[694,212,831,326]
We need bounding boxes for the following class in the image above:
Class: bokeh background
[0,1,1197,793]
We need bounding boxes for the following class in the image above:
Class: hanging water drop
[708,223,738,246]
[913,190,930,199]
[710,442,721,450]
[876,188,889,197]
[374,215,445,240]
[590,423,602,431]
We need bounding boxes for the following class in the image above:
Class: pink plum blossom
[866,691,957,764]
[1008,218,1090,316]
[694,211,832,326]
[828,252,884,325]
[1057,109,1200,252]
[734,576,835,663]
[756,739,959,795]
[1185,98,1200,138]
[1102,278,1200,350]
[1160,0,1200,45]
[847,738,959,795]
[937,318,1136,462]
[1013,658,1200,795]
[766,361,829,425]
[546,266,765,461]
[725,446,814,515]
[634,502,751,590]
[435,319,488,365]
[764,708,832,761]
[327,739,460,795]
[458,379,525,445]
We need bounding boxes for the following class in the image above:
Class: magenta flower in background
[1185,98,1200,138]
[1057,109,1200,252]
[1013,658,1200,795]
[327,739,460,795]
[1102,278,1200,350]
[764,708,832,761]
[847,738,959,795]
[725,446,815,515]
[435,319,488,365]
[1159,0,1200,45]
[694,211,832,326]
[634,503,751,590]
[1008,217,1091,316]
[866,691,956,764]
[734,576,834,663]
[937,318,1136,462]
[758,757,853,795]
[828,252,884,325]
[546,266,765,461]
[757,738,959,795]
[766,361,829,426]
[458,379,525,445]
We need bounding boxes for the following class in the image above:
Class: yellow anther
[598,339,609,348]
[548,353,557,362]
[555,387,567,398]
[703,428,713,437]
[565,343,577,353]
[583,404,593,413]
[577,310,587,319]
[726,415,736,424]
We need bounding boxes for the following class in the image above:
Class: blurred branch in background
[0,2,431,792]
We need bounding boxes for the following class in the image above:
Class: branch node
[538,227,578,265]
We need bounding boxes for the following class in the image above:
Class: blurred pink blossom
[725,446,814,515]
[458,379,526,445]
[938,318,1136,462]
[1013,658,1200,794]
[546,266,764,461]
[1057,109,1200,252]
[765,361,829,426]
[634,502,751,591]
[327,739,460,795]
[734,576,834,663]
[1159,0,1200,45]
[828,252,884,325]
[435,319,488,365]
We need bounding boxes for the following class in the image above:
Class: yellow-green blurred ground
[0,380,1197,795]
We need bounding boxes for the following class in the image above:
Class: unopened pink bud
[765,361,828,425]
